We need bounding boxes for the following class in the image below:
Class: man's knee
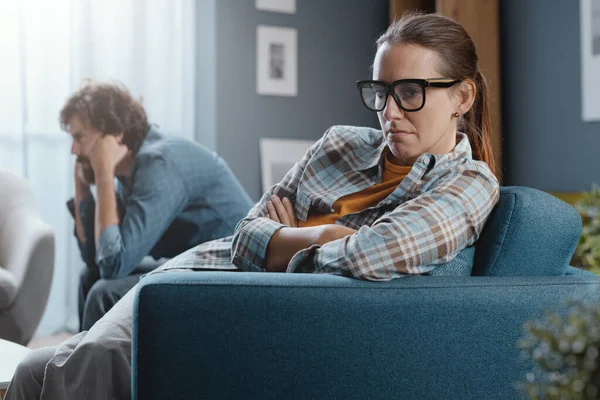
[79,265,100,289]
[82,279,121,330]
[87,279,122,302]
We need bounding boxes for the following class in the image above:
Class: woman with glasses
[240,11,500,279]
[6,12,499,400]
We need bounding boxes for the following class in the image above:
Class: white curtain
[0,0,196,336]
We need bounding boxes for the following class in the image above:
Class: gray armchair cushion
[0,267,18,309]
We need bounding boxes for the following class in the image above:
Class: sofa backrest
[472,186,582,276]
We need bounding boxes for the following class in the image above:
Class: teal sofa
[132,187,600,399]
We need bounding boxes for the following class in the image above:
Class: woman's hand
[266,195,298,227]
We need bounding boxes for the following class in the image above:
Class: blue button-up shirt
[72,127,253,279]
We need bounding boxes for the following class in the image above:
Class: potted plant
[571,184,600,276]
[520,301,600,399]
[519,186,600,398]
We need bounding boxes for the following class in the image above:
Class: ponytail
[461,70,496,175]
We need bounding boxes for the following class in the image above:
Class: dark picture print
[593,0,600,54]
[269,43,285,80]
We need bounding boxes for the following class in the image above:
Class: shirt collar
[355,131,473,174]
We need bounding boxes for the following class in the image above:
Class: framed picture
[259,138,314,193]
[581,0,600,121]
[257,25,298,97]
[255,0,296,14]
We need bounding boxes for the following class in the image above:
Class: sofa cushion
[472,186,581,276]
[428,245,474,276]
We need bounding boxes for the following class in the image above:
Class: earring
[453,112,460,118]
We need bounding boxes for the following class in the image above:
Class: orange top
[299,150,412,227]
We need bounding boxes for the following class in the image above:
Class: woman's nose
[382,94,405,120]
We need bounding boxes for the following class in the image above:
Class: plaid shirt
[160,125,499,281]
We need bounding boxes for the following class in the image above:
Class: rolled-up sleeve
[231,133,328,272]
[286,167,500,281]
[95,156,188,279]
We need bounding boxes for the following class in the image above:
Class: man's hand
[75,160,95,189]
[267,195,298,227]
[89,134,128,180]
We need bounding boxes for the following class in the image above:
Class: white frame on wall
[256,25,298,97]
[255,0,296,14]
[581,0,600,121]
[259,138,314,193]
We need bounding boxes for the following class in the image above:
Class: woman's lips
[387,131,413,140]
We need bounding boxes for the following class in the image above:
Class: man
[63,81,253,330]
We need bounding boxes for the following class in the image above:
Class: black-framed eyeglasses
[356,78,460,112]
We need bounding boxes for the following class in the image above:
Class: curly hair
[60,80,149,154]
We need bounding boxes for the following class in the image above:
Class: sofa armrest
[132,271,600,400]
[473,187,582,276]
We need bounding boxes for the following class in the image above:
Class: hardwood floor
[27,331,76,349]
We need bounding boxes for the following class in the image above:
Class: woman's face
[373,43,459,166]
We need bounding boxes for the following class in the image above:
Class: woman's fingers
[267,200,280,223]
[282,197,297,227]
[267,195,298,227]
[271,195,291,226]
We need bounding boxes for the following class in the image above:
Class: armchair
[0,170,55,345]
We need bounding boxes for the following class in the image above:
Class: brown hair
[376,13,496,174]
[60,80,149,154]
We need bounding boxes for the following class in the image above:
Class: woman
[6,12,498,399]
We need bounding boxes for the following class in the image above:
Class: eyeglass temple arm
[427,79,460,88]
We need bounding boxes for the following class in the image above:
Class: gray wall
[501,0,600,191]
[196,0,217,151]
[214,0,387,200]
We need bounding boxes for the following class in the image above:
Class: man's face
[68,114,102,167]
[69,114,103,185]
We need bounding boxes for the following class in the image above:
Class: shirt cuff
[231,217,285,272]
[286,245,320,273]
[287,238,346,275]
[95,224,121,277]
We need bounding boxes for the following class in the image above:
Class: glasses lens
[360,83,386,111]
[394,82,424,111]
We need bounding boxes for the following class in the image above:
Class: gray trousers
[79,260,163,331]
[5,283,138,399]
[79,268,144,331]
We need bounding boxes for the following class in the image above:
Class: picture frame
[580,0,600,121]
[259,138,314,193]
[256,25,298,97]
[255,0,296,14]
